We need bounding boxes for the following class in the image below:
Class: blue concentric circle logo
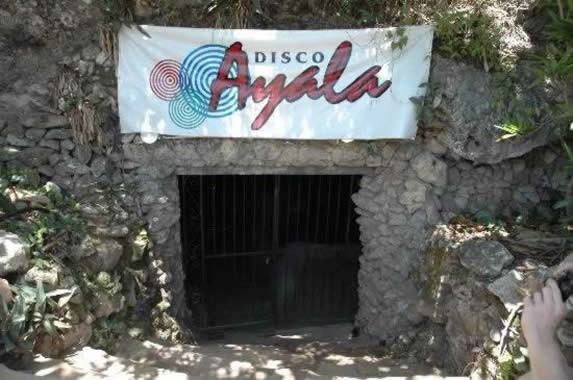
[150,44,240,129]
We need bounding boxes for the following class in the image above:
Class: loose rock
[0,231,30,276]
[457,240,513,278]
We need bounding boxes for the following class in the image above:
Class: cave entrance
[179,174,361,332]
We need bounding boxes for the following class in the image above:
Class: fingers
[556,261,573,276]
[533,291,543,305]
[546,279,563,305]
[542,284,554,305]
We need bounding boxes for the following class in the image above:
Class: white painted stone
[0,231,29,276]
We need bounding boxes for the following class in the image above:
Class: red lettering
[210,41,392,130]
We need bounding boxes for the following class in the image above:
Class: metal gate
[179,175,361,330]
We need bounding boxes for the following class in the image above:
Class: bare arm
[522,279,571,380]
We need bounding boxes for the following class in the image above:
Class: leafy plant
[410,81,440,128]
[0,170,87,258]
[90,315,126,352]
[495,119,535,141]
[554,139,573,232]
[534,46,573,80]
[386,26,409,51]
[471,209,507,230]
[545,0,573,44]
[0,282,75,355]
[434,10,502,71]
[207,0,252,28]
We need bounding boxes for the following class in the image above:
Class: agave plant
[0,282,76,356]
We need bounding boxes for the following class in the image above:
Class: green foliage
[76,271,122,299]
[471,209,507,230]
[498,344,529,380]
[0,168,87,257]
[529,0,573,111]
[491,68,550,140]
[386,26,409,51]
[410,81,439,128]
[206,0,252,28]
[544,0,573,44]
[495,119,535,141]
[90,315,126,352]
[554,140,573,232]
[336,0,417,25]
[96,0,134,29]
[531,47,573,84]
[0,282,75,355]
[434,10,502,71]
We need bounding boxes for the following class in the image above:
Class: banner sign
[118,25,433,139]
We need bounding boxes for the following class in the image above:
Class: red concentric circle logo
[149,59,182,101]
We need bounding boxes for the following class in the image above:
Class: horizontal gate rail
[204,249,275,260]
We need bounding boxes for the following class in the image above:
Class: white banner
[118,25,433,140]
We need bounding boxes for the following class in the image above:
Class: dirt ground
[7,323,466,379]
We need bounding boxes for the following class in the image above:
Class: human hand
[555,260,573,278]
[0,278,12,304]
[522,279,567,347]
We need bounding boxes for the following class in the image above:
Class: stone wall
[0,0,568,343]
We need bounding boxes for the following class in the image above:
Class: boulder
[92,225,129,238]
[24,266,59,286]
[6,134,34,147]
[85,238,124,272]
[39,139,60,150]
[457,240,513,278]
[398,179,427,213]
[0,231,29,276]
[90,156,108,177]
[45,128,72,140]
[431,56,558,164]
[0,278,12,304]
[34,322,92,358]
[93,293,125,319]
[16,147,53,166]
[38,165,55,177]
[60,139,75,151]
[25,128,46,141]
[446,303,503,371]
[6,188,50,207]
[410,152,447,188]
[22,114,69,129]
[70,236,97,260]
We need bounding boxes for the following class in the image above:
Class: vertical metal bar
[199,176,206,323]
[305,177,312,241]
[345,175,355,244]
[222,176,226,254]
[243,177,247,252]
[252,175,257,250]
[334,176,342,243]
[314,176,322,242]
[179,177,185,265]
[284,176,290,244]
[232,176,238,287]
[272,175,280,327]
[211,176,217,254]
[296,176,302,241]
[324,176,332,243]
[262,176,267,248]
[233,176,237,252]
[273,176,280,249]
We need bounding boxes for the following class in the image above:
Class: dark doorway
[179,175,361,331]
